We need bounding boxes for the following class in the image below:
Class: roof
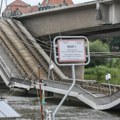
[16,6,38,14]
[8,0,28,7]
[3,0,73,16]
[0,100,20,118]
[3,0,38,14]
[42,0,74,6]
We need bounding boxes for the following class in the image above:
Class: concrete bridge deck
[17,0,120,38]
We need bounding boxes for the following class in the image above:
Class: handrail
[0,56,14,78]
[1,40,26,78]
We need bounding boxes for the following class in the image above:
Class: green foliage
[85,66,108,79]
[107,58,120,69]
[89,40,110,67]
[85,66,120,84]
[90,40,110,52]
[109,37,120,52]
[85,38,120,84]
[85,66,120,77]
[88,39,120,68]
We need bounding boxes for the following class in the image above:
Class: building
[2,0,74,18]
[2,0,38,18]
[39,0,74,11]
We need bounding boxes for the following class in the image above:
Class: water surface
[1,85,120,120]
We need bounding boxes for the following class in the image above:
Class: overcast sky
[0,0,93,14]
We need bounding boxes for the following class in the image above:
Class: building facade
[2,0,74,17]
[2,0,38,18]
[39,0,74,11]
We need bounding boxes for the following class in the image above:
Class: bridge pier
[60,66,84,80]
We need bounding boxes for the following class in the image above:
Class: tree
[109,37,120,52]
[88,40,110,67]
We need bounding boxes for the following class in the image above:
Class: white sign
[50,64,54,70]
[105,73,111,80]
[58,40,86,62]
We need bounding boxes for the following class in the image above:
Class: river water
[0,85,120,120]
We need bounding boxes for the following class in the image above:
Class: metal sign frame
[52,36,90,120]
[53,36,90,66]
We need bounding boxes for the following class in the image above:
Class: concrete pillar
[109,3,120,24]
[96,2,109,24]
[75,66,84,80]
[60,66,84,80]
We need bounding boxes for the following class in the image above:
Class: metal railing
[0,56,14,78]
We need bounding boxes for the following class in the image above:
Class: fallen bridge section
[34,80,120,110]
[0,43,22,85]
[0,18,67,84]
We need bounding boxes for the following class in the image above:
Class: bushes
[85,66,120,84]
[85,39,120,84]
[90,40,110,52]
[88,40,110,67]
[85,66,108,77]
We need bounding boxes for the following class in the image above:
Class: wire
[1,20,120,56]
[11,20,53,49]
[0,19,51,48]
[7,67,38,98]
[0,20,53,52]
[13,19,52,45]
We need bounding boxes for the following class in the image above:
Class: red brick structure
[39,0,74,11]
[42,0,74,6]
[2,0,74,17]
[2,0,38,18]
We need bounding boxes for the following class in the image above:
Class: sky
[0,0,92,15]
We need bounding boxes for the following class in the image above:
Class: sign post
[54,36,90,66]
[58,40,86,63]
[52,36,90,120]
[105,73,112,95]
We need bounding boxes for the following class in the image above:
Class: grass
[85,74,120,85]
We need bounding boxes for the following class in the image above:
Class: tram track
[9,19,51,79]
[0,36,26,78]
[8,19,61,80]
[0,20,34,79]
[11,19,67,80]
[0,28,28,78]
[5,19,40,79]
[0,18,66,81]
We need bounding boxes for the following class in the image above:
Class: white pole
[0,0,3,15]
[48,35,52,80]
[105,73,112,95]
[52,65,76,120]
[6,0,7,8]
[108,80,111,95]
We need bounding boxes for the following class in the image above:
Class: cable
[7,67,38,98]
[13,19,52,45]
[10,20,53,49]
[2,21,120,56]
[0,19,51,48]
[0,19,53,51]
